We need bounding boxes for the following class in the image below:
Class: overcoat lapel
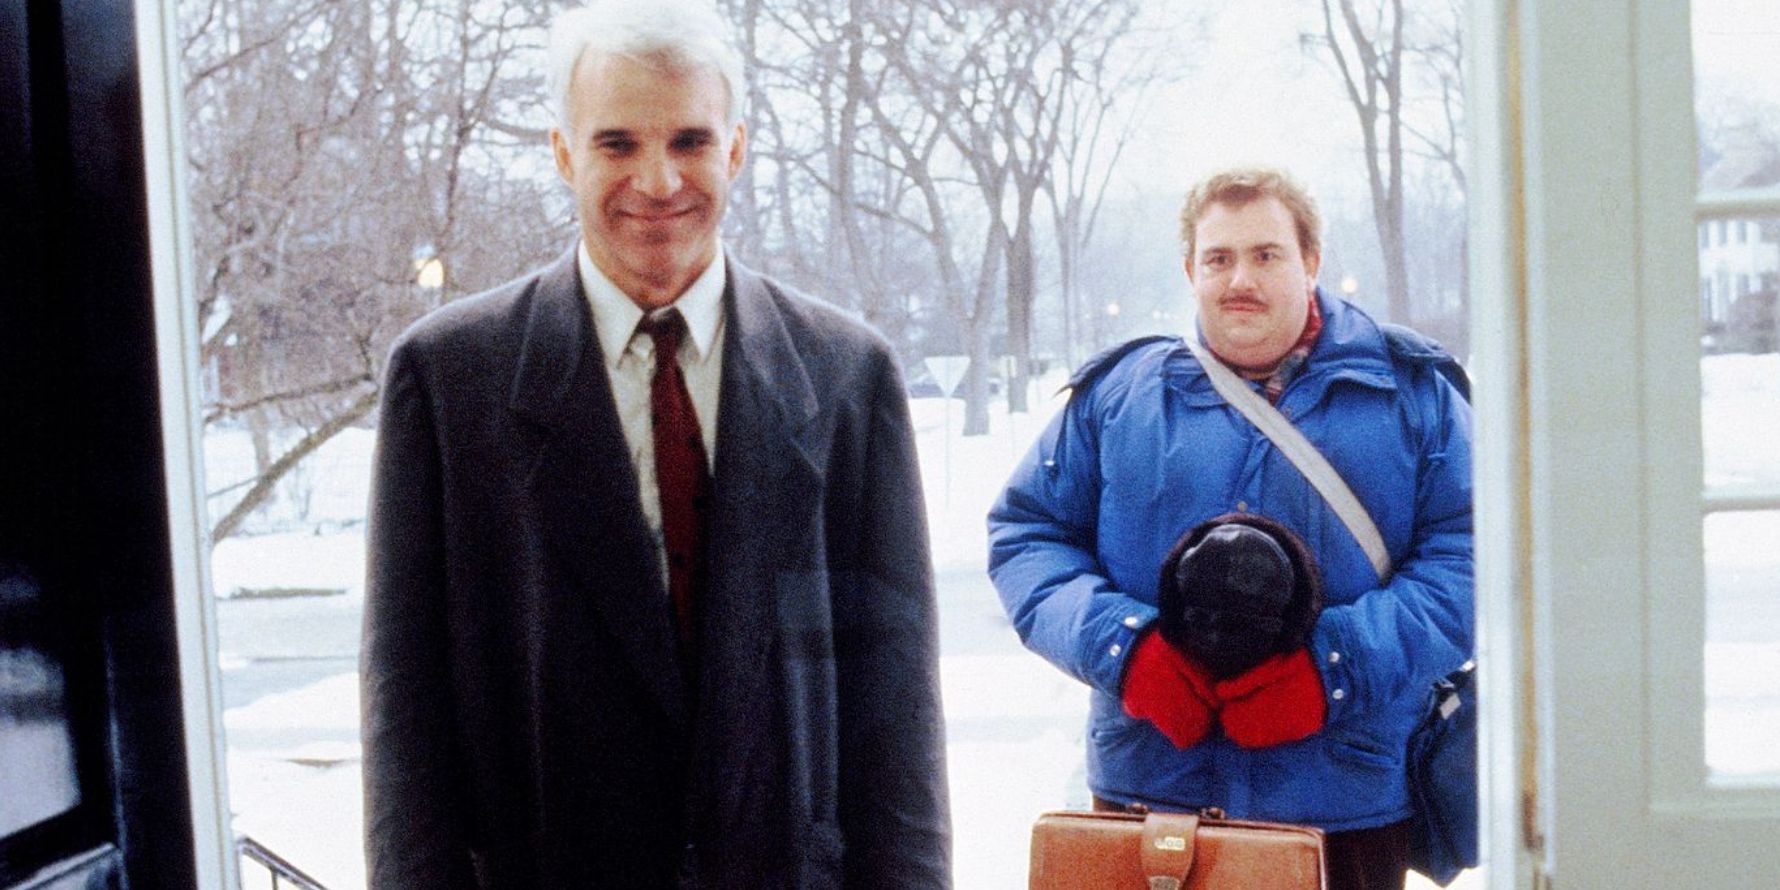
[697,259,824,713]
[496,252,826,759]
[507,250,689,731]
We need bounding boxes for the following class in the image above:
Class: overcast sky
[1113,0,1779,212]
[1694,0,1780,69]
[1120,2,1363,207]
[1693,0,1780,110]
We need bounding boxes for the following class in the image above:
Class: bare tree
[719,0,946,348]
[1401,0,1468,352]
[182,0,565,541]
[876,0,1152,414]
[717,0,1004,433]
[1307,0,1410,324]
[187,0,1188,506]
[717,0,1182,431]
[1403,0,1465,199]
[1044,8,1181,368]
[1306,0,1469,335]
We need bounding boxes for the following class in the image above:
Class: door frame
[1470,1,1780,887]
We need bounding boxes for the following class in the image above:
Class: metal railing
[236,835,330,890]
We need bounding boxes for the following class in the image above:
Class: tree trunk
[1005,205,1036,413]
[1380,206,1411,323]
[1323,0,1412,324]
[962,318,993,436]
[250,408,273,476]
[212,389,377,541]
[831,5,874,322]
[1058,201,1080,368]
[728,0,765,261]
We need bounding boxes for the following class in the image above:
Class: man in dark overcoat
[360,2,951,886]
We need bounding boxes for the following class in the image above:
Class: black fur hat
[1156,512,1324,678]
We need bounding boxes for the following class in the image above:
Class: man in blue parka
[988,168,1472,890]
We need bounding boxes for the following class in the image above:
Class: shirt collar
[578,242,727,367]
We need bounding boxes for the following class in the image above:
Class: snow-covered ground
[210,354,1780,889]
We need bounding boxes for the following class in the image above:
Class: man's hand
[1120,630,1220,748]
[1214,649,1327,748]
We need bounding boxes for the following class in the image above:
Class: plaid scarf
[1259,297,1323,404]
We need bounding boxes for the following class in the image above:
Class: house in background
[1698,125,1780,350]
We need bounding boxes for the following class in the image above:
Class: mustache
[1218,295,1267,310]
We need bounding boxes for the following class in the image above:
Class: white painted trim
[1702,486,1780,513]
[135,0,239,886]
[1629,0,1756,827]
[1636,0,1780,835]
[1466,0,1535,887]
[1509,0,1671,885]
[1697,187,1780,220]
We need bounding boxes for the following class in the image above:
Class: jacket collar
[579,243,727,369]
[509,248,591,426]
[713,257,820,469]
[1304,286,1396,377]
[1167,287,1398,408]
[503,247,823,732]
[507,248,819,442]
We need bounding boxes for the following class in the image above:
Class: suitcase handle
[1141,812,1201,888]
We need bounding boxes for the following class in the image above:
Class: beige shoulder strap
[1182,335,1392,583]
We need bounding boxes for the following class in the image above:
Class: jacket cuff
[1086,602,1159,694]
[1310,619,1357,724]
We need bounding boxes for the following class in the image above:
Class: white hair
[546,0,746,134]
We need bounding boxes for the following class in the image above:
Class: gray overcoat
[361,250,951,888]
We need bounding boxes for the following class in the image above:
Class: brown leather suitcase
[1029,809,1327,889]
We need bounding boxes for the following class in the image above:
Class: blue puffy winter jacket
[988,290,1473,831]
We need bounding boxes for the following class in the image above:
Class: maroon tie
[638,310,711,668]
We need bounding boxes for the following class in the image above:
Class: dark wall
[2,0,203,886]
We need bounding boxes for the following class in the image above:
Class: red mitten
[1120,631,1220,749]
[1214,649,1328,749]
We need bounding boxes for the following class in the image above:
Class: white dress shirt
[578,244,726,571]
